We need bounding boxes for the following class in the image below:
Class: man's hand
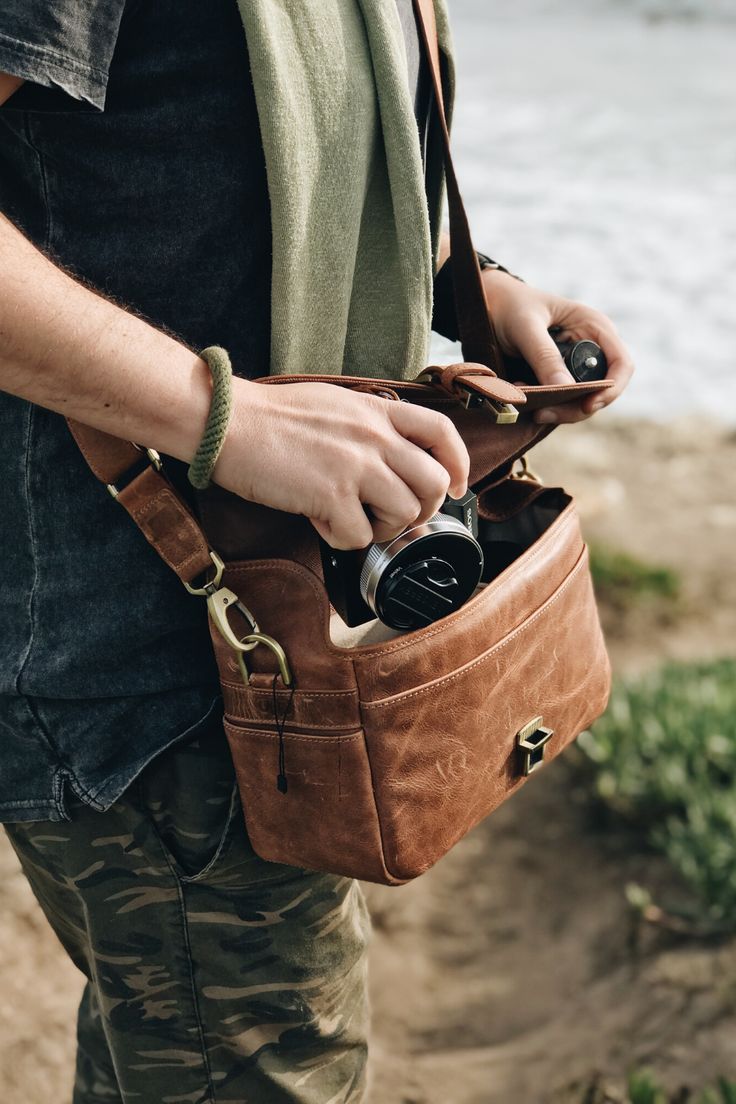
[481,268,635,425]
[214,380,469,550]
[0,214,467,553]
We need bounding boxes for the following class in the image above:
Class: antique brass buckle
[234,632,293,689]
[414,369,519,425]
[106,447,162,499]
[461,388,519,425]
[183,550,226,596]
[516,716,554,776]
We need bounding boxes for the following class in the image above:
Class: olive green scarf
[234,0,454,381]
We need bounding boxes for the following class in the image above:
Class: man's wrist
[432,251,523,342]
[475,252,519,279]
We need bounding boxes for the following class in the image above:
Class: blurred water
[433,2,736,422]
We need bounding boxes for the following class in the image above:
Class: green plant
[577,658,736,926]
[581,1071,736,1103]
[713,1079,736,1104]
[589,545,680,613]
[628,1068,668,1104]
[691,1078,736,1104]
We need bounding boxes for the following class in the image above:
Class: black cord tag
[272,674,296,794]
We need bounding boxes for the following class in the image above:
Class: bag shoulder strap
[413,0,504,375]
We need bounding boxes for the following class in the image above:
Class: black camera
[509,330,608,385]
[321,334,607,633]
[320,489,484,631]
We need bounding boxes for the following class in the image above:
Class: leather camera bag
[67,0,612,885]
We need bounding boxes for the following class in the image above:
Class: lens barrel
[360,514,484,631]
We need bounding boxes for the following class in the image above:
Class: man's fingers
[311,503,374,551]
[387,443,451,524]
[508,315,574,387]
[309,398,471,550]
[579,318,635,414]
[362,467,423,544]
[388,403,469,498]
[527,311,634,423]
[534,401,592,426]
[313,466,425,550]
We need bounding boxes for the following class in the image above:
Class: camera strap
[413,0,505,377]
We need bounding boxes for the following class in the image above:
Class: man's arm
[0,68,467,552]
[0,210,217,464]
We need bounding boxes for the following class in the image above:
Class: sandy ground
[2,417,735,1102]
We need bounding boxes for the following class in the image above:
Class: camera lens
[560,339,608,383]
[360,514,484,631]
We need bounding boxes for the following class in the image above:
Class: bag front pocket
[357,545,611,882]
[222,722,396,883]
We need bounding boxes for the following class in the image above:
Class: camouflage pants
[5,719,370,1104]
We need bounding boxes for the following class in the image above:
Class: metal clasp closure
[510,455,544,484]
[234,632,293,689]
[460,388,519,425]
[183,551,226,597]
[206,585,260,645]
[191,563,293,688]
[210,586,292,687]
[516,716,554,776]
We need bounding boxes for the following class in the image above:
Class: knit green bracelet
[187,346,234,490]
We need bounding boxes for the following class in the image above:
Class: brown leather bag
[67,0,612,885]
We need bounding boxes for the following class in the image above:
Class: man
[0,1,633,1101]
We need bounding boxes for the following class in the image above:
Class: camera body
[320,335,607,632]
[320,490,484,631]
[509,332,608,385]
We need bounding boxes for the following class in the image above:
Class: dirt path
[367,760,736,1103]
[2,418,735,1102]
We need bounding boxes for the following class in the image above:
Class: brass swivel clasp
[185,552,293,688]
[207,587,293,688]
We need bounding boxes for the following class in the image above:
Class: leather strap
[413,0,505,376]
[67,417,213,587]
[423,363,525,407]
[65,4,507,587]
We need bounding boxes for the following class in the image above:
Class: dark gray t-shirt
[0,0,430,820]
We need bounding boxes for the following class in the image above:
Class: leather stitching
[223,726,364,745]
[354,506,579,658]
[130,489,210,573]
[361,547,589,708]
[220,684,358,699]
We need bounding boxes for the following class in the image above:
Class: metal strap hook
[206,588,293,689]
[207,587,261,653]
[236,633,293,689]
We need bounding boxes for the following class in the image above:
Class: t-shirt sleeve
[0,1,127,110]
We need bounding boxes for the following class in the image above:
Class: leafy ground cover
[577,658,736,931]
[576,1070,736,1104]
[589,544,681,614]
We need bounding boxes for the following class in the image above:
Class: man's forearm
[0,213,213,463]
